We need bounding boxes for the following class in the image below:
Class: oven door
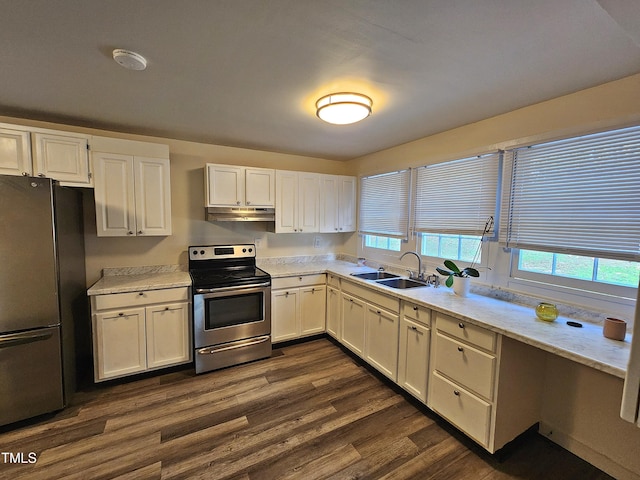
[193,283,271,348]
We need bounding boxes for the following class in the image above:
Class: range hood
[206,207,275,222]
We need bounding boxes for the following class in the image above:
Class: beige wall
[82,136,357,285]
[350,73,640,176]
[347,73,640,479]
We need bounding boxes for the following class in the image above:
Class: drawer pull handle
[458,322,465,329]
[118,312,124,316]
[139,292,144,296]
[457,346,463,352]
[453,390,460,396]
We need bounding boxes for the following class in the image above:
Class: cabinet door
[0,127,31,176]
[319,175,338,233]
[275,170,298,233]
[146,302,190,369]
[365,305,399,381]
[93,152,137,237]
[134,156,172,236]
[398,317,430,402]
[300,285,326,336]
[341,292,365,357]
[245,167,275,207]
[272,289,299,342]
[93,307,146,381]
[326,285,341,340]
[33,133,90,185]
[338,175,357,232]
[298,172,319,233]
[206,164,244,206]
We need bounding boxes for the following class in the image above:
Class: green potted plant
[436,260,479,296]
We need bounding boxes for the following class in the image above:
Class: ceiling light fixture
[316,92,372,125]
[112,49,147,71]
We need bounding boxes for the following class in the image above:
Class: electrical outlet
[314,237,321,248]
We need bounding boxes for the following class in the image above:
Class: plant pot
[453,276,471,297]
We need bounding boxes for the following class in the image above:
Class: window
[414,152,500,237]
[359,169,411,240]
[503,125,640,262]
[421,233,481,263]
[504,125,640,295]
[364,235,402,252]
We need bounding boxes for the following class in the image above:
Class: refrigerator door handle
[0,330,54,349]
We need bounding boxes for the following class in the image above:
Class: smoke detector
[112,49,147,71]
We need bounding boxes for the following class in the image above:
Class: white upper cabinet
[33,132,91,186]
[0,123,91,186]
[205,164,275,207]
[92,137,171,237]
[275,170,320,233]
[0,126,31,176]
[319,174,356,233]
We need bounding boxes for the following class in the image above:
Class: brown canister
[603,317,627,341]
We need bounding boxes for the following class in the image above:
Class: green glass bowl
[535,302,558,322]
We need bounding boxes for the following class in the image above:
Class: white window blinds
[414,152,501,235]
[359,169,411,239]
[504,125,640,262]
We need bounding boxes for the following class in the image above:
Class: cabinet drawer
[436,313,496,352]
[403,302,431,326]
[430,371,491,446]
[434,332,495,399]
[271,274,326,290]
[93,287,189,311]
[341,280,399,313]
[327,273,341,289]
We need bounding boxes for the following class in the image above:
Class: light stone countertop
[87,266,191,295]
[259,259,632,379]
[86,259,632,378]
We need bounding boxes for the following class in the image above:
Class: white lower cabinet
[326,284,341,340]
[272,275,326,342]
[91,287,191,382]
[341,292,366,356]
[340,280,400,380]
[428,312,544,452]
[398,302,431,403]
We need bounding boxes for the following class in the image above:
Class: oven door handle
[194,282,271,294]
[197,335,271,355]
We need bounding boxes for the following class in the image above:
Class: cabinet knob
[311,288,315,292]
[299,228,303,232]
[339,228,343,231]
[457,346,464,352]
[410,325,418,331]
[335,228,338,231]
[285,291,289,296]
[237,201,241,205]
[458,322,465,329]
[22,171,29,176]
[165,307,170,311]
[376,310,381,314]
[453,390,460,396]
[128,231,134,235]
[37,173,45,177]
[138,292,144,296]
[118,312,124,316]
[413,306,418,311]
[246,201,251,205]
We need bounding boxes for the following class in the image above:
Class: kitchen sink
[350,271,400,280]
[376,278,429,289]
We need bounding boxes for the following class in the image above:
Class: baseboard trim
[538,421,640,480]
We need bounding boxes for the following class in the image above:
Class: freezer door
[0,175,59,332]
[0,326,64,426]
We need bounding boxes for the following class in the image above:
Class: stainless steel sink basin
[376,278,429,289]
[350,271,400,280]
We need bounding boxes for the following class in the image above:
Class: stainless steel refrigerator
[0,174,87,427]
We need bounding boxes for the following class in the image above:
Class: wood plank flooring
[0,338,613,480]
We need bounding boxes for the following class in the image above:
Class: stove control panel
[189,244,255,261]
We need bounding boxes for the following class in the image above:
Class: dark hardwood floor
[0,338,613,480]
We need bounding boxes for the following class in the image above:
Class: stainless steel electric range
[189,244,271,373]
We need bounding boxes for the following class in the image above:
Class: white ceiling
[1,0,639,160]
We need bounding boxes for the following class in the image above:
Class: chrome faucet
[399,251,425,281]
